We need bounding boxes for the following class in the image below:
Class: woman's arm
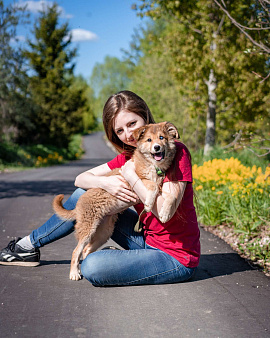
[75,163,138,203]
[120,160,187,222]
[75,163,111,190]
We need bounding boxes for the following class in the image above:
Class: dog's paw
[144,197,154,212]
[69,271,82,281]
[144,203,152,212]
[159,208,171,224]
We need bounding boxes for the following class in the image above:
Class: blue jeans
[30,188,196,286]
[30,188,86,247]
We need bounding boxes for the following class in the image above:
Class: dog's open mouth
[152,151,165,162]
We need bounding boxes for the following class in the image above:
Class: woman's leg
[0,188,86,266]
[81,246,196,287]
[111,208,146,250]
[81,208,196,286]
[30,188,86,248]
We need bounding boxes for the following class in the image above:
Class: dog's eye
[147,138,152,142]
[159,136,164,140]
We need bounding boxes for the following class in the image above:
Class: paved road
[0,132,269,338]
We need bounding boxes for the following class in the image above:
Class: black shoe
[0,238,40,267]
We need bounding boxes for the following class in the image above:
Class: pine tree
[25,3,89,147]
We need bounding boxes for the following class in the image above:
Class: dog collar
[155,167,166,177]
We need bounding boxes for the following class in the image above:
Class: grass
[191,146,269,170]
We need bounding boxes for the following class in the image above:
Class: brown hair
[102,90,155,155]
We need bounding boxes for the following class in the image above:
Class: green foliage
[0,134,83,171]
[0,1,34,142]
[66,134,84,159]
[0,141,30,166]
[135,0,270,148]
[90,56,133,121]
[196,184,269,232]
[23,3,92,147]
[126,20,204,150]
[71,75,97,133]
[191,146,269,170]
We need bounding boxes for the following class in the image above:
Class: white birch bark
[204,68,217,156]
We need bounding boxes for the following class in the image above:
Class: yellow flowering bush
[193,157,270,271]
[193,158,269,201]
[193,157,269,186]
[35,152,64,167]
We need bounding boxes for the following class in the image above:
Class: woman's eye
[130,121,136,127]
[147,138,152,142]
[159,136,164,140]
[116,129,123,134]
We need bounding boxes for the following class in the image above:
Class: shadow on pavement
[63,158,115,167]
[0,180,75,199]
[194,252,254,281]
[40,252,255,281]
[41,259,70,265]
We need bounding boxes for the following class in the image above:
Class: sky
[6,0,146,79]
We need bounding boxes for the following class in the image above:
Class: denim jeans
[30,188,86,247]
[30,188,196,286]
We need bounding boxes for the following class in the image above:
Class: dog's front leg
[159,194,177,223]
[82,243,91,260]
[82,215,117,260]
[70,239,88,281]
[142,180,159,212]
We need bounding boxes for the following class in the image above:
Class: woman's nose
[126,130,132,140]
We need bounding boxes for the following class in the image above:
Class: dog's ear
[163,122,180,139]
[132,125,148,141]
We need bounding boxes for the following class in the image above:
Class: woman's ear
[163,122,180,139]
[132,125,148,141]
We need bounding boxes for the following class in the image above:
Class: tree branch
[222,130,270,157]
[252,70,270,82]
[222,130,242,149]
[213,0,270,54]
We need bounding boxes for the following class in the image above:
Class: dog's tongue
[154,153,163,161]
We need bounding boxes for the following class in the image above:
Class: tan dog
[53,122,179,280]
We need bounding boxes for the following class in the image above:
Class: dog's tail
[53,194,76,220]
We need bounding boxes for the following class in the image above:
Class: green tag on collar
[156,167,165,176]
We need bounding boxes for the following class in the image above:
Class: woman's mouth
[127,138,136,145]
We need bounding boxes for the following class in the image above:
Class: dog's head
[132,122,179,168]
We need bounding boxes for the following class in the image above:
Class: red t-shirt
[107,141,200,267]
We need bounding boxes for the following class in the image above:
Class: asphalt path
[0,132,269,338]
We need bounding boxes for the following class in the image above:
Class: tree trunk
[204,69,217,156]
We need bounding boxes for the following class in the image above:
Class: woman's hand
[105,174,139,203]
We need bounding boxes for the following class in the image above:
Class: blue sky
[7,0,145,79]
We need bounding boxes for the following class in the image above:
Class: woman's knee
[81,252,108,286]
[64,188,86,209]
[71,188,86,200]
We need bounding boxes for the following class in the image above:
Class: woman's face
[113,110,146,147]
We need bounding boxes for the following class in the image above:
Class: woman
[0,91,200,286]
